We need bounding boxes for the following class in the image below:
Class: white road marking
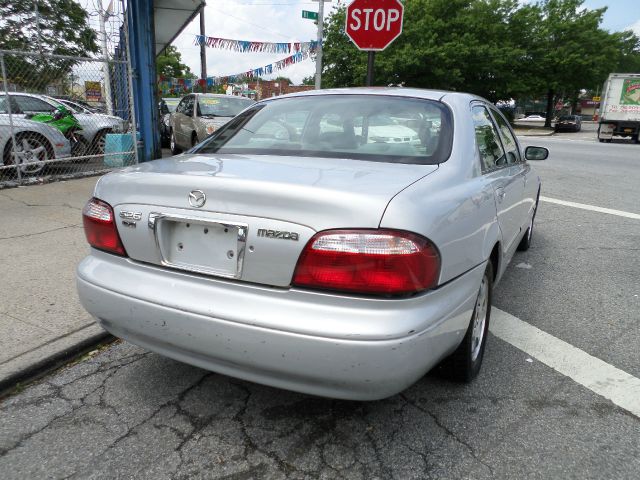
[540,196,640,220]
[490,308,640,418]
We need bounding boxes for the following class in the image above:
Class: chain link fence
[0,2,137,188]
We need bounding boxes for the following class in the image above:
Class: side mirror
[525,146,549,161]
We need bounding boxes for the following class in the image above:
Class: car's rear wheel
[517,193,539,252]
[3,133,52,176]
[170,130,182,155]
[443,262,493,382]
[71,135,90,158]
[90,130,108,156]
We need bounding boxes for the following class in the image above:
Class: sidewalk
[0,176,111,391]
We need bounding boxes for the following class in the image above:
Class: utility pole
[314,0,325,90]
[199,9,207,85]
[99,1,114,115]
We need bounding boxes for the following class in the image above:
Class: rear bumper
[77,251,485,400]
[599,122,640,138]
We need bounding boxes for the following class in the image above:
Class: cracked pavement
[1,335,639,479]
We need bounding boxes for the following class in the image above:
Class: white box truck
[597,73,640,143]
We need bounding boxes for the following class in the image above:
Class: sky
[171,0,340,85]
[168,0,640,85]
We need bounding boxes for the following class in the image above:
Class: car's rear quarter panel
[381,94,502,284]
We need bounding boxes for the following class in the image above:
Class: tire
[161,128,170,148]
[443,262,493,382]
[2,133,52,176]
[170,130,182,155]
[71,135,90,158]
[517,194,539,252]
[598,138,605,143]
[90,130,108,155]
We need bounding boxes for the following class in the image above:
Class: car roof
[194,93,251,98]
[0,92,48,98]
[267,87,487,104]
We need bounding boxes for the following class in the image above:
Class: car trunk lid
[95,153,437,287]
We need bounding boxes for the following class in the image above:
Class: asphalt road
[1,137,639,479]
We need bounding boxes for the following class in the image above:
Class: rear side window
[491,109,521,164]
[194,95,453,165]
[177,96,192,114]
[472,105,506,171]
[13,96,55,113]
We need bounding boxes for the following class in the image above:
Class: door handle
[495,188,506,202]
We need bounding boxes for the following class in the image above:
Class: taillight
[292,229,440,295]
[82,197,127,256]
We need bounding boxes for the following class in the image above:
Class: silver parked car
[169,93,255,154]
[0,93,127,154]
[1,116,71,175]
[77,89,548,400]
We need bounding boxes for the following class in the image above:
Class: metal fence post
[1,53,22,183]
[122,9,139,165]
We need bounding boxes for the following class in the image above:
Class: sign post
[312,0,331,89]
[344,0,404,86]
[366,52,375,87]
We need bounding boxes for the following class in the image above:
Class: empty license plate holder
[149,213,247,278]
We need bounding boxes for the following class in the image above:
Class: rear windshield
[559,115,577,121]
[164,99,179,112]
[198,96,254,118]
[193,95,453,164]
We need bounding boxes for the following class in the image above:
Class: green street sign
[302,10,318,20]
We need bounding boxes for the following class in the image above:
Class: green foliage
[301,75,315,85]
[157,46,195,78]
[322,0,640,106]
[273,76,293,84]
[0,0,99,91]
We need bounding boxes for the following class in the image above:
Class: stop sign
[345,0,404,51]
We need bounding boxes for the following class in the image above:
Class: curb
[0,323,115,397]
[514,129,555,137]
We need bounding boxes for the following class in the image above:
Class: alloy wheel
[12,138,48,174]
[470,275,489,362]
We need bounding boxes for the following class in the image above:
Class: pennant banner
[158,49,315,94]
[194,35,319,55]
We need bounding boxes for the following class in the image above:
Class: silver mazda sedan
[77,88,548,400]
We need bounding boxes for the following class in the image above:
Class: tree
[273,76,293,85]
[322,0,640,113]
[323,0,535,101]
[157,46,195,78]
[527,0,626,126]
[301,75,315,86]
[0,0,99,91]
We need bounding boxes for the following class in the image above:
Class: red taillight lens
[82,198,127,256]
[292,229,440,295]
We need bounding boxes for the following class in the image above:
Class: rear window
[194,95,453,165]
[198,96,254,118]
[559,115,577,121]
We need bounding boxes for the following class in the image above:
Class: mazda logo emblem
[188,190,206,208]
